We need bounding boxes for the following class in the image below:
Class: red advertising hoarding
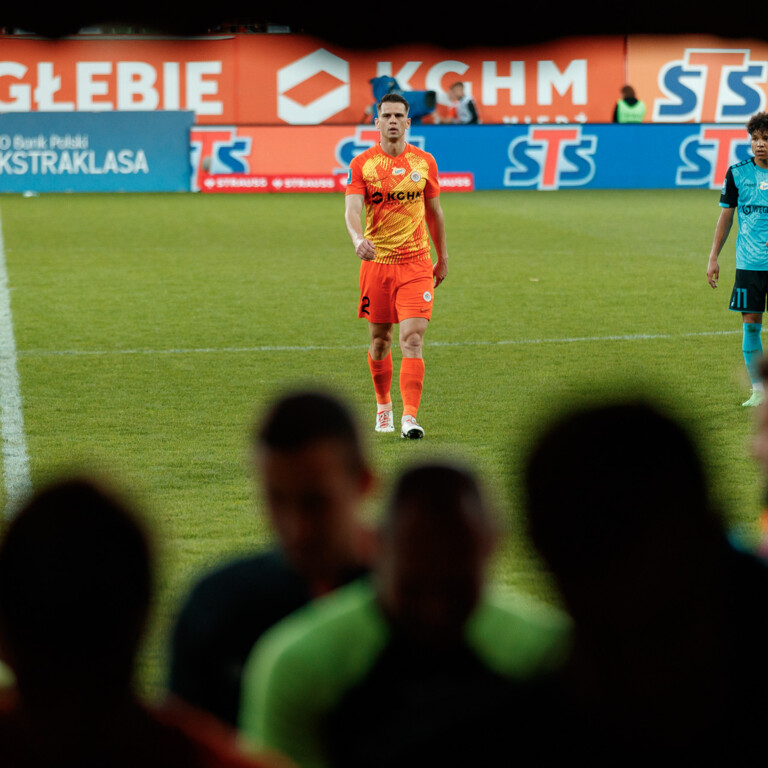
[3,33,765,130]
[0,34,625,125]
[198,172,474,193]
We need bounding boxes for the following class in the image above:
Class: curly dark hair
[747,111,768,135]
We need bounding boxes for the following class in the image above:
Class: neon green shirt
[239,578,570,768]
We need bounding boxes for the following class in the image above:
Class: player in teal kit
[708,112,768,406]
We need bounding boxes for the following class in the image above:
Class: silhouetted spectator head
[376,462,497,646]
[0,476,152,702]
[251,390,373,585]
[523,399,724,628]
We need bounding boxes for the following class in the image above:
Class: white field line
[16,329,740,358]
[0,213,31,515]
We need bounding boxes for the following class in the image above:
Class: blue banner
[0,112,194,193]
[404,124,753,191]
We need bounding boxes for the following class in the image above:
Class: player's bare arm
[426,195,448,287]
[707,206,735,288]
[345,194,376,261]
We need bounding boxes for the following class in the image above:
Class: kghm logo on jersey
[654,48,767,123]
[504,126,596,190]
[676,126,752,189]
[370,190,423,204]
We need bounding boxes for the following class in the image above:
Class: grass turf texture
[0,188,762,698]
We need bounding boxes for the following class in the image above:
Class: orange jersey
[346,143,440,265]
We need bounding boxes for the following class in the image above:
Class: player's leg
[730,269,767,406]
[393,261,434,439]
[742,312,764,406]
[360,261,398,432]
[368,322,395,432]
[398,317,428,438]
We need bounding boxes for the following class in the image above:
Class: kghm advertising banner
[3,34,768,126]
[0,35,625,125]
[0,111,194,192]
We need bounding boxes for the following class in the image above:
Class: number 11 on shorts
[732,287,748,309]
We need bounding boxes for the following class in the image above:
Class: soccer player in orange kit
[344,93,449,439]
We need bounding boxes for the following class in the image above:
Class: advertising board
[0,111,194,192]
[627,35,768,126]
[4,33,768,127]
[192,123,753,192]
[0,35,624,125]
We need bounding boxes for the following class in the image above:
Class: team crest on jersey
[411,171,422,182]
[761,181,768,191]
[423,291,432,302]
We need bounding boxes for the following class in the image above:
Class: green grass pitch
[0,188,762,698]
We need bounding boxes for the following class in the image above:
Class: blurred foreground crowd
[1,371,768,767]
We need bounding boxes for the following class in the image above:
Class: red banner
[200,173,343,193]
[199,171,474,193]
[10,33,765,126]
[0,34,625,125]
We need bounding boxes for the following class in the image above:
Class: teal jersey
[720,158,768,270]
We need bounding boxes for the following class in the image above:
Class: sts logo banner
[676,125,752,188]
[190,127,252,192]
[654,48,767,123]
[504,126,597,190]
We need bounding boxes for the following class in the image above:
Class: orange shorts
[358,259,434,324]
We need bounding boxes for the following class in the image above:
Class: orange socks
[369,353,425,417]
[400,357,425,417]
[368,352,392,407]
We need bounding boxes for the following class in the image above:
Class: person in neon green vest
[613,85,646,123]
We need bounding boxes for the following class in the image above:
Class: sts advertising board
[191,123,753,192]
